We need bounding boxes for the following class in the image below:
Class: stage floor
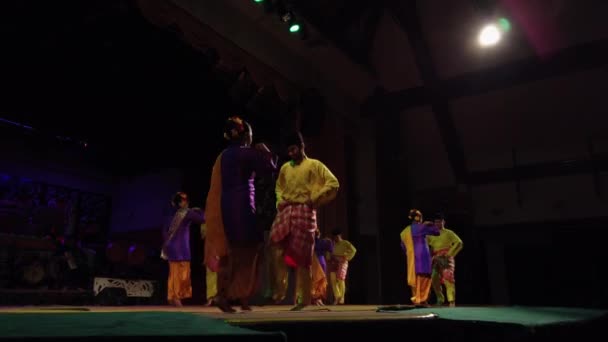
[1,304,606,326]
[1,304,607,342]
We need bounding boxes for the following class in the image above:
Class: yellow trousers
[330,272,346,304]
[167,261,192,301]
[206,267,217,301]
[268,244,289,302]
[432,271,456,304]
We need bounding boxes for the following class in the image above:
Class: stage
[1,305,606,342]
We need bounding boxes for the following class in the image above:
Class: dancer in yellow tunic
[328,229,356,305]
[270,131,339,311]
[427,213,463,306]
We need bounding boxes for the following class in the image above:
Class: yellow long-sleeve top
[332,240,357,261]
[275,157,339,207]
[426,228,463,257]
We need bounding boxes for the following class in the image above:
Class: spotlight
[478,24,501,47]
[279,11,306,38]
[477,17,511,48]
[255,0,307,39]
[289,23,300,33]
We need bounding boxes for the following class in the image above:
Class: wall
[109,168,183,233]
[0,129,113,196]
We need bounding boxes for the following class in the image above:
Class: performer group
[161,116,462,311]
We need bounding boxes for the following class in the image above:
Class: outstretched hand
[255,143,270,153]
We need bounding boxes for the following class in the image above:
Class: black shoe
[214,297,236,313]
[290,303,306,311]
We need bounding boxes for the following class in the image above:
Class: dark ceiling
[0,0,280,173]
[291,0,383,68]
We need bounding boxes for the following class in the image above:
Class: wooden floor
[0,305,438,323]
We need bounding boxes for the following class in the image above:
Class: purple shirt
[314,237,334,274]
[411,222,440,275]
[163,208,204,261]
[220,144,276,243]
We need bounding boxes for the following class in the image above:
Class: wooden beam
[387,0,469,182]
[468,157,608,185]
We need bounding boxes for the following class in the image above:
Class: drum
[105,241,128,263]
[127,244,146,265]
[22,260,45,285]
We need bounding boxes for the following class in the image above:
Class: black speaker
[299,88,326,137]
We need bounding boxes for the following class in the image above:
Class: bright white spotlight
[478,24,501,47]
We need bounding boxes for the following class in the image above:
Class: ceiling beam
[365,37,608,113]
[387,0,469,182]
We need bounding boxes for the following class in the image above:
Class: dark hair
[331,228,342,236]
[433,212,445,220]
[171,192,188,207]
[224,116,251,142]
[285,131,304,148]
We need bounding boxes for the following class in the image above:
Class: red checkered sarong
[270,203,317,268]
[432,249,456,284]
[328,258,349,280]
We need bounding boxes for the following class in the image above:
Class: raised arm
[186,207,205,225]
[422,221,440,236]
[251,144,278,177]
[316,238,334,254]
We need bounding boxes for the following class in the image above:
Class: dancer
[400,209,440,306]
[311,229,333,305]
[427,213,463,307]
[200,223,217,306]
[204,116,276,312]
[328,229,356,305]
[161,192,205,307]
[270,131,339,311]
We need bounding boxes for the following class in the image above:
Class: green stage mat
[0,311,279,338]
[377,306,608,327]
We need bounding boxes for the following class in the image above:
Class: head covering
[408,208,423,222]
[172,192,188,208]
[224,116,250,141]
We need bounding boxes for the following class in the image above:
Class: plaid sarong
[270,203,317,268]
[328,258,349,280]
[432,249,455,284]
